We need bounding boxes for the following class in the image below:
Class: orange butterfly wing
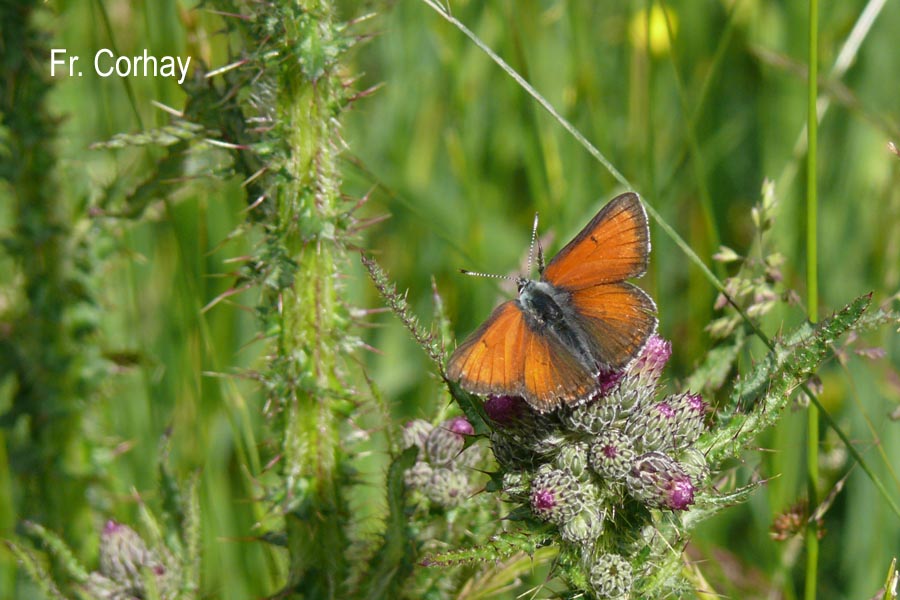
[567,281,658,370]
[522,328,597,410]
[446,301,596,410]
[541,192,649,290]
[446,301,528,397]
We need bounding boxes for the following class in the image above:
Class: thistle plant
[477,335,706,598]
[7,463,201,600]
[0,0,106,551]
[363,176,894,598]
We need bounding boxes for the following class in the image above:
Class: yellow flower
[628,5,678,57]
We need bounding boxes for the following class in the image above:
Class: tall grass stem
[805,0,820,597]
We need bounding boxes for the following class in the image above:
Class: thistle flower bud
[529,428,567,456]
[589,429,636,481]
[560,505,604,545]
[404,460,433,490]
[604,378,647,415]
[83,572,123,599]
[401,419,433,451]
[627,452,695,510]
[667,392,708,448]
[677,447,710,486]
[426,417,472,466]
[588,552,633,599]
[500,471,531,501]
[529,466,583,525]
[632,334,671,385]
[624,399,678,452]
[456,444,485,469]
[555,441,590,478]
[559,397,618,435]
[99,521,161,587]
[425,467,470,507]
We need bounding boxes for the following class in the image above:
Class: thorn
[242,194,267,212]
[205,138,249,150]
[205,58,250,79]
[346,82,385,104]
[262,453,282,473]
[201,283,254,313]
[242,167,268,188]
[341,73,366,89]
[345,12,377,27]
[349,306,391,317]
[151,100,184,118]
[223,255,254,264]
[202,8,251,20]
[349,213,391,232]
[247,124,275,134]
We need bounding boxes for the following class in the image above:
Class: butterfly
[445,192,657,412]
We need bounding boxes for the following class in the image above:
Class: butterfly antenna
[459,269,516,281]
[526,212,540,276]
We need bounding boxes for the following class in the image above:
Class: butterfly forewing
[567,282,657,369]
[446,301,528,396]
[541,192,649,290]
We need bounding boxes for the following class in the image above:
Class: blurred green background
[2,0,900,598]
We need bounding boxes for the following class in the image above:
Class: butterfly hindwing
[541,192,650,290]
[566,281,658,370]
[522,325,597,411]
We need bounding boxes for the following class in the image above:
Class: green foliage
[421,529,553,568]
[701,294,871,465]
[0,0,106,556]
[356,446,418,599]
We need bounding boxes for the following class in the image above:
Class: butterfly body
[516,279,598,374]
[447,193,657,412]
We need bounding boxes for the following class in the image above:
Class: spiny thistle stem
[257,2,350,595]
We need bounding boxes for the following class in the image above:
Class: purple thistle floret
[532,489,556,511]
[634,334,672,376]
[484,394,528,426]
[446,416,474,437]
[529,467,582,525]
[685,393,706,413]
[654,401,676,419]
[668,476,696,511]
[103,520,124,535]
[596,369,625,396]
